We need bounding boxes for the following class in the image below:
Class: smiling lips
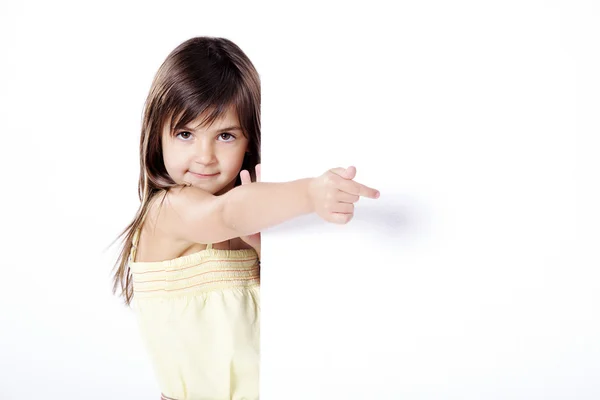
[190,171,219,178]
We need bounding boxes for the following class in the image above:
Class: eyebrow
[183,125,243,133]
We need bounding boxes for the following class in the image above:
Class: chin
[214,178,237,196]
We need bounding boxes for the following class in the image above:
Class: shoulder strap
[206,243,212,250]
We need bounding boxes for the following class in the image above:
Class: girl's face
[161,106,249,195]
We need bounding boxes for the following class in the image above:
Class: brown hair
[111,37,261,306]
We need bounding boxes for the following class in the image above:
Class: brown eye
[218,133,235,142]
[176,131,192,140]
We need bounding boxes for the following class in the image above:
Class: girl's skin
[239,163,262,256]
[135,106,380,264]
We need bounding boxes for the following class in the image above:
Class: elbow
[218,191,238,236]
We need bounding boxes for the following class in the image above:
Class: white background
[1,1,598,399]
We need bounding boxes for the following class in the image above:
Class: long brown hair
[111,37,261,306]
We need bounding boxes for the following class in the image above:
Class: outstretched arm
[152,166,379,247]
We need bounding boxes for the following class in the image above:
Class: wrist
[303,177,316,213]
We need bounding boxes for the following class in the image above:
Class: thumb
[341,166,356,180]
[329,166,356,180]
[240,169,251,185]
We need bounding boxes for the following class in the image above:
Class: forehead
[185,105,240,132]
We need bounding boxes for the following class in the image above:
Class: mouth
[189,171,220,178]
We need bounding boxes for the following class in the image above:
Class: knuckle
[327,174,340,187]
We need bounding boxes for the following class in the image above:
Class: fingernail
[375,191,380,199]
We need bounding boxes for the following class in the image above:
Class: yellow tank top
[129,228,260,400]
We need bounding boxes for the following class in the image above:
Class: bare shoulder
[143,186,234,246]
[145,186,209,236]
[134,188,205,262]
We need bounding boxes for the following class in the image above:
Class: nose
[193,137,216,165]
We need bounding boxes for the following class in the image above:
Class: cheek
[221,149,247,173]
[163,158,176,175]
[162,144,186,175]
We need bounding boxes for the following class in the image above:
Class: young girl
[112,36,380,400]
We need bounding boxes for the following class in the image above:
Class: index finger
[339,179,380,199]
